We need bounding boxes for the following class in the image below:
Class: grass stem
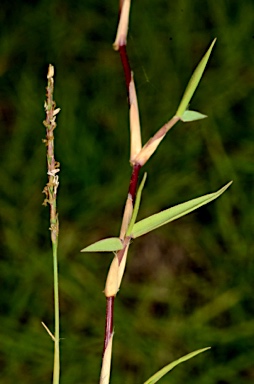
[43,64,61,384]
[52,242,60,384]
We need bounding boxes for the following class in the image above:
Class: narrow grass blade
[181,110,207,122]
[126,173,147,236]
[144,347,211,384]
[132,181,232,239]
[176,39,216,118]
[81,238,123,253]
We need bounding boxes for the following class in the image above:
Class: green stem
[52,240,60,384]
[43,64,61,384]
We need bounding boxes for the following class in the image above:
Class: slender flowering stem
[42,64,61,384]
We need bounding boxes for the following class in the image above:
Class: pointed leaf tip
[144,347,211,384]
[81,237,123,253]
[176,38,216,118]
[181,110,207,122]
[132,181,232,239]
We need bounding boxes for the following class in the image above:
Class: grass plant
[80,2,231,383]
[0,1,253,383]
[43,1,231,383]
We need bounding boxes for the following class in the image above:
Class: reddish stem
[129,163,142,202]
[102,167,142,356]
[103,297,115,355]
[119,44,132,96]
[102,15,142,358]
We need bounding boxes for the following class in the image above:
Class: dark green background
[0,0,253,383]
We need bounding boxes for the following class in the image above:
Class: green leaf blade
[132,181,232,239]
[176,38,216,118]
[181,110,207,122]
[80,237,123,253]
[144,347,211,384]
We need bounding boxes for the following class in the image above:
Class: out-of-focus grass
[0,1,253,383]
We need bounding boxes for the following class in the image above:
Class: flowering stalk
[42,64,61,384]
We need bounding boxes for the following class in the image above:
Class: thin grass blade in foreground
[42,64,61,384]
[144,347,211,384]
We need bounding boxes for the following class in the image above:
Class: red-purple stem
[103,297,115,353]
[129,163,141,202]
[119,44,132,97]
[102,39,142,358]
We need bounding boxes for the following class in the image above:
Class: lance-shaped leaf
[143,347,210,384]
[181,110,207,122]
[81,237,123,253]
[131,181,232,239]
[176,38,216,118]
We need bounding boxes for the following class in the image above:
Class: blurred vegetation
[0,0,253,383]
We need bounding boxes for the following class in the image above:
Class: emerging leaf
[181,110,207,122]
[132,181,232,238]
[126,173,147,236]
[81,237,123,253]
[176,38,216,118]
[143,347,211,384]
